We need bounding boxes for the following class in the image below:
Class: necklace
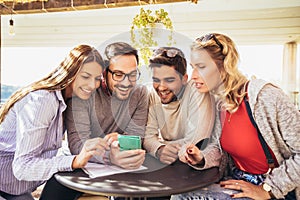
[227,112,232,123]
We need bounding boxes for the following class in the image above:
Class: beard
[156,89,177,104]
[112,84,134,100]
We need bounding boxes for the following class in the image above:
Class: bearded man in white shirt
[143,47,215,165]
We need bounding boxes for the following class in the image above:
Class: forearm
[256,86,300,198]
[189,145,222,170]
[264,155,300,199]
[189,116,223,170]
[67,132,84,155]
[13,153,75,181]
[143,134,164,157]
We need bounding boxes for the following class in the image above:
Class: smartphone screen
[118,135,141,151]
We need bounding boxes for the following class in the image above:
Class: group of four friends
[0,33,299,200]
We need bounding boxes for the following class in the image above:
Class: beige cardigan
[198,79,300,199]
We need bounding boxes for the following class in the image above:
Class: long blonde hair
[0,44,104,123]
[191,33,248,113]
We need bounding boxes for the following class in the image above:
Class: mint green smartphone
[118,135,141,151]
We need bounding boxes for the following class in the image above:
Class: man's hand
[110,141,146,169]
[72,137,109,169]
[156,143,181,165]
[104,132,119,146]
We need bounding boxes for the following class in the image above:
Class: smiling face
[107,54,138,100]
[190,49,222,93]
[152,65,187,104]
[70,61,103,100]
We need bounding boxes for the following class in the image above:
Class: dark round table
[55,155,220,198]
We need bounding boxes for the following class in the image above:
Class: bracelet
[268,190,276,199]
[262,183,276,199]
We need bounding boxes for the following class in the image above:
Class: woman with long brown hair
[0,45,109,200]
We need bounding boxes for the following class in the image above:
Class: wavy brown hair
[0,44,104,123]
[191,33,248,113]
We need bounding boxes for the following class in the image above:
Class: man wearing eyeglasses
[66,42,148,170]
[143,47,215,165]
[40,42,149,200]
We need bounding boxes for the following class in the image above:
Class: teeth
[160,91,170,95]
[118,87,129,92]
[82,88,92,94]
[195,83,202,88]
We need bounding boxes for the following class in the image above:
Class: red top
[220,100,277,174]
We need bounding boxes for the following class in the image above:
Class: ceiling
[0,0,161,15]
[1,0,300,47]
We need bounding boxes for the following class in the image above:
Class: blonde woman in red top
[172,33,300,199]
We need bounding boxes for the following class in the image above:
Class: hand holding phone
[118,135,141,151]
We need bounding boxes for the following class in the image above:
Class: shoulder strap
[244,97,275,169]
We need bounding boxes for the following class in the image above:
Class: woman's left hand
[178,144,203,166]
[220,179,271,199]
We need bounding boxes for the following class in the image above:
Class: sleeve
[65,93,108,164]
[171,88,217,158]
[190,109,224,171]
[65,96,92,156]
[183,89,216,145]
[143,92,164,157]
[12,91,75,181]
[258,86,300,198]
[124,85,149,138]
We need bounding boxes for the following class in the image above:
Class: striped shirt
[0,90,75,195]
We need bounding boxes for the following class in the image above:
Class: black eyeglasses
[196,33,223,52]
[107,68,141,82]
[152,48,185,58]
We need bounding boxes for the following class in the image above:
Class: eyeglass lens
[107,68,140,82]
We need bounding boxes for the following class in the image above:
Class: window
[1,47,69,103]
[238,45,283,85]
